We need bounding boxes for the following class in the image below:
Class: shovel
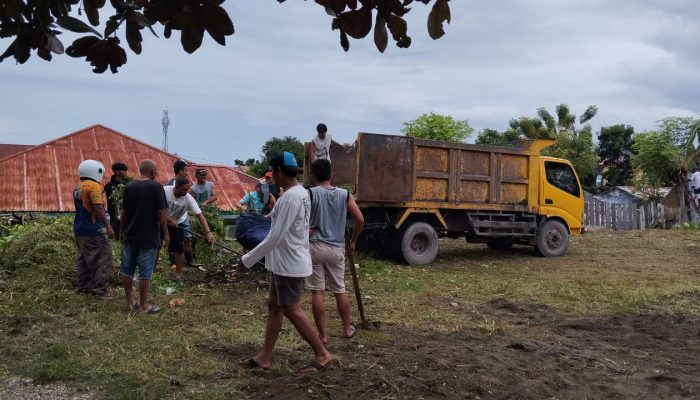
[347,252,380,330]
[181,227,265,268]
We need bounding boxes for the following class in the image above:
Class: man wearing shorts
[119,160,169,314]
[164,176,215,281]
[305,159,364,343]
[239,152,332,372]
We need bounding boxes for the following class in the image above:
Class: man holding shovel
[238,152,332,373]
[305,159,364,343]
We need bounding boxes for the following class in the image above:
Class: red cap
[264,171,272,178]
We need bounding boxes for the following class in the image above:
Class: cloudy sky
[1,0,698,165]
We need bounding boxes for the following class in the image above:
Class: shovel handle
[347,252,367,325]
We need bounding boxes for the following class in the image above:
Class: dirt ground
[200,297,699,400]
[197,231,700,400]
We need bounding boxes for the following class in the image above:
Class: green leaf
[373,14,388,53]
[201,4,234,46]
[181,24,204,54]
[125,20,142,54]
[427,0,450,40]
[385,14,407,41]
[65,36,101,58]
[339,6,372,39]
[47,35,65,54]
[104,18,121,38]
[56,16,102,37]
[339,28,349,51]
[85,5,100,26]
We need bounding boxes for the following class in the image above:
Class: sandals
[297,360,332,374]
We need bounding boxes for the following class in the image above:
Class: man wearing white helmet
[73,159,115,298]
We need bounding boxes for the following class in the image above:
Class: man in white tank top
[310,123,347,164]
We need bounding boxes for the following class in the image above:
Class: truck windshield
[545,161,580,198]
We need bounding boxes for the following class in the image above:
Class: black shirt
[121,179,167,249]
[104,175,120,219]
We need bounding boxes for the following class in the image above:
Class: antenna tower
[161,109,170,151]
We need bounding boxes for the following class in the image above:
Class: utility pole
[162,109,170,151]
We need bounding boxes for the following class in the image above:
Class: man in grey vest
[190,168,218,206]
[305,159,364,343]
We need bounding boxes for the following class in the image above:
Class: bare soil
[196,230,700,400]
[202,298,699,399]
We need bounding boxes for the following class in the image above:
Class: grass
[1,221,699,398]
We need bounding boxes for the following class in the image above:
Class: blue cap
[270,151,301,174]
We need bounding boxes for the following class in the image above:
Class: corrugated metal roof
[0,124,257,212]
[0,144,34,159]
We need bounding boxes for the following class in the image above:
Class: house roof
[597,186,672,201]
[0,124,257,212]
[0,144,34,159]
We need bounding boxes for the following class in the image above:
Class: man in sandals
[238,152,332,373]
[306,159,364,343]
[119,159,169,314]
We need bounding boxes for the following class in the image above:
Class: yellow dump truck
[304,133,584,265]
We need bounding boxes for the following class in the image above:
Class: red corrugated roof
[0,144,34,159]
[0,124,257,212]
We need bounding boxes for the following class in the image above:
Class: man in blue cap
[239,151,332,373]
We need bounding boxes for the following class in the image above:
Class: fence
[584,196,680,230]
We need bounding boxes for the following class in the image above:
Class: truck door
[540,160,584,232]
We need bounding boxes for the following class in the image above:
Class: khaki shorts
[305,241,346,293]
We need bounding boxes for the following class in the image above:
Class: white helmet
[78,160,106,182]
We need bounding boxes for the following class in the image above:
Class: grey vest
[309,186,348,247]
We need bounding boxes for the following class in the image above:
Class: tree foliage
[597,124,635,187]
[632,131,681,189]
[475,104,600,187]
[632,117,700,191]
[0,0,452,73]
[401,112,473,143]
[246,135,304,177]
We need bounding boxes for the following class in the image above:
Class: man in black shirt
[119,159,169,314]
[104,162,128,239]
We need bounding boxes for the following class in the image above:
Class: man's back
[309,186,348,247]
[122,180,166,249]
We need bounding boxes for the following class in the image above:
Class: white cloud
[0,1,699,162]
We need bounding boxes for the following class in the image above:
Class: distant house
[0,144,34,159]
[0,124,257,212]
[596,186,671,205]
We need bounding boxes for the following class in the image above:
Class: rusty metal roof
[0,144,34,159]
[0,124,257,212]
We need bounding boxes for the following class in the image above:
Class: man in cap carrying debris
[164,176,215,281]
[238,152,332,373]
[73,160,115,298]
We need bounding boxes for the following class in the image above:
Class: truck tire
[486,240,513,250]
[535,219,569,257]
[395,222,438,265]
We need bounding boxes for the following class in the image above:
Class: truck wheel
[536,219,569,257]
[486,241,513,250]
[395,222,438,265]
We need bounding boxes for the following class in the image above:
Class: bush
[0,216,76,283]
